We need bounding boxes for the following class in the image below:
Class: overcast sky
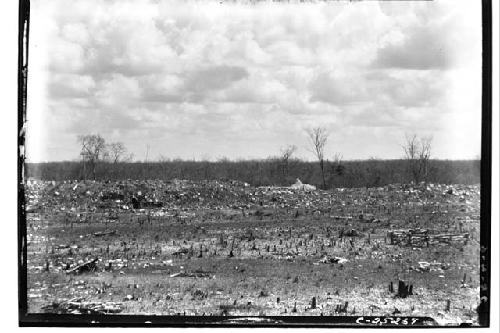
[26,0,482,162]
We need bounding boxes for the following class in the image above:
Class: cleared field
[25,179,480,325]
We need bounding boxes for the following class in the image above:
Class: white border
[0,0,498,332]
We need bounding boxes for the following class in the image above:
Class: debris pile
[413,261,450,273]
[25,180,480,223]
[388,229,470,247]
[42,298,123,314]
[317,255,348,264]
[290,178,316,191]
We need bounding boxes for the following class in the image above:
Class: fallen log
[93,230,117,237]
[172,248,189,256]
[46,298,124,314]
[65,258,99,275]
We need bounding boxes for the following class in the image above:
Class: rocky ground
[24,179,481,325]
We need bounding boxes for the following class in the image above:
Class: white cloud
[27,0,482,161]
[49,74,96,98]
[61,23,90,45]
[95,74,142,107]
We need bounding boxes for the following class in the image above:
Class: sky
[26,0,482,162]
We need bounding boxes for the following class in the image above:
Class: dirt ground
[24,179,481,325]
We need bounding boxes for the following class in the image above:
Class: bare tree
[331,152,344,176]
[78,134,106,180]
[402,134,432,183]
[280,144,297,181]
[306,127,329,189]
[106,142,127,163]
[124,152,134,162]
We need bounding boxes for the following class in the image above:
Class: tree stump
[396,280,413,298]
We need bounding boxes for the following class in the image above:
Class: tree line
[25,130,480,187]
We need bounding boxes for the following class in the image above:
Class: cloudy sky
[26,0,482,162]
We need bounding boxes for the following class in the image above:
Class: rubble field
[25,179,481,325]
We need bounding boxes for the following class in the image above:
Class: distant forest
[25,158,480,188]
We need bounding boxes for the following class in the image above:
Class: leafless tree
[78,134,106,180]
[331,152,344,176]
[106,142,127,163]
[280,144,297,180]
[402,134,432,183]
[306,127,329,189]
[332,152,342,164]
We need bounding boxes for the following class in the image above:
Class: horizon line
[25,157,481,164]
